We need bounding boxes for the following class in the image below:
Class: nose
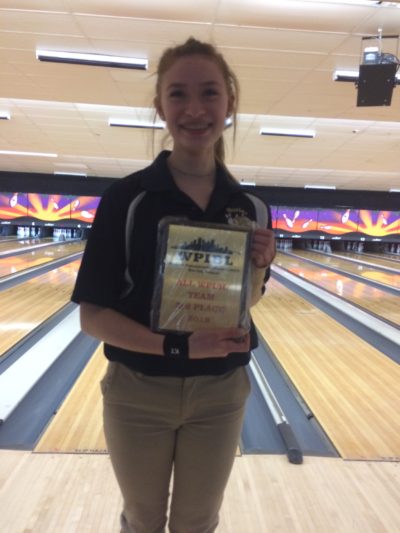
[185,96,205,118]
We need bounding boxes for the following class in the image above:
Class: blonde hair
[154,37,239,164]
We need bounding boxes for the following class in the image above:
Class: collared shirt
[71,150,271,376]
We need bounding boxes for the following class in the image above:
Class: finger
[252,228,274,239]
[251,232,276,267]
[189,329,250,359]
[251,231,275,249]
[223,334,250,353]
[217,327,249,340]
[251,248,275,266]
[251,237,270,249]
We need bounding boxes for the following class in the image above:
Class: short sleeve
[71,185,127,308]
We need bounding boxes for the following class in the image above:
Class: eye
[169,89,185,99]
[204,88,219,97]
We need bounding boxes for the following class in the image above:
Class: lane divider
[249,354,303,465]
[0,307,81,424]
[272,264,400,346]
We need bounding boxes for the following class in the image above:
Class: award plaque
[151,217,252,333]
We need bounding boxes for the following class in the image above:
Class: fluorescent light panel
[304,184,336,190]
[333,70,359,82]
[333,69,400,83]
[389,188,400,192]
[239,180,256,187]
[108,118,165,129]
[36,50,148,70]
[260,128,315,138]
[109,116,231,130]
[0,150,58,158]
[54,171,87,177]
[302,0,399,6]
[378,2,400,7]
[0,112,10,120]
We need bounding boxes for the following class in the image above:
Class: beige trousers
[101,362,251,533]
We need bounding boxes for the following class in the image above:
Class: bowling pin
[283,213,294,228]
[81,210,94,220]
[341,209,350,224]
[9,193,18,208]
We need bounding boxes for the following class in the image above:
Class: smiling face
[155,54,233,158]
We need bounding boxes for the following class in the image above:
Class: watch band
[163,333,191,359]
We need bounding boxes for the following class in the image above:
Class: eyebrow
[166,81,221,90]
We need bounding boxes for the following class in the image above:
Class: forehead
[160,55,226,88]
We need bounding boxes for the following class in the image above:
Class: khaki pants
[101,362,251,533]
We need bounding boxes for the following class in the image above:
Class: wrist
[163,332,192,359]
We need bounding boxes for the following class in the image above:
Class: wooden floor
[0,258,81,357]
[0,240,84,278]
[2,247,400,531]
[35,275,400,460]
[252,278,400,461]
[277,252,400,326]
[35,344,107,454]
[0,237,53,253]
[1,451,399,532]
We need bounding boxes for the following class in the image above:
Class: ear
[154,97,165,121]
[226,95,234,117]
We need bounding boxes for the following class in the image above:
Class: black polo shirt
[71,150,271,376]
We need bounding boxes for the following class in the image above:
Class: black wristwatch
[163,333,192,359]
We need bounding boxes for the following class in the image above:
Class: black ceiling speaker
[357,62,398,106]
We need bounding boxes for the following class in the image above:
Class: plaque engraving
[151,218,251,333]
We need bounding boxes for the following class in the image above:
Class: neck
[169,164,215,178]
[167,151,216,180]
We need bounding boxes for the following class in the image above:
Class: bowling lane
[291,249,400,289]
[252,278,400,461]
[0,259,81,358]
[35,344,107,453]
[0,237,54,254]
[0,241,85,279]
[275,252,400,327]
[334,251,400,269]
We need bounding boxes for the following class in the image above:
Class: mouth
[180,123,212,135]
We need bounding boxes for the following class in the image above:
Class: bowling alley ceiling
[1,0,400,192]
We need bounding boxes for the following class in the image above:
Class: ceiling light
[239,180,256,186]
[54,171,87,177]
[0,150,58,157]
[333,69,400,83]
[333,70,359,82]
[0,112,10,120]
[260,128,316,138]
[108,118,165,129]
[389,188,400,192]
[304,185,336,190]
[36,50,148,70]
[378,2,400,7]
[302,0,399,6]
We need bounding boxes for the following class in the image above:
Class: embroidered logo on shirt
[225,208,253,228]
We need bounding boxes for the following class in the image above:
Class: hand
[189,327,250,359]
[251,228,276,268]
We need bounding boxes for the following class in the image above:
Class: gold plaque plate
[151,218,251,333]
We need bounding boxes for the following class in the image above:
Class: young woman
[72,37,275,533]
